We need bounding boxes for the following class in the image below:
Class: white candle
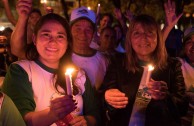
[65,68,74,95]
[145,65,154,86]
[97,4,100,15]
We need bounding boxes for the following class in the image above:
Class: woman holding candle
[2,13,100,126]
[100,3,188,126]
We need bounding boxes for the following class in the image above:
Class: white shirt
[72,51,108,89]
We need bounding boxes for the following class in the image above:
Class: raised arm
[162,0,182,42]
[114,8,128,36]
[10,0,32,59]
[2,0,17,26]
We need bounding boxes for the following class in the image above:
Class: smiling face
[184,35,194,63]
[131,23,157,61]
[34,20,68,68]
[71,19,94,53]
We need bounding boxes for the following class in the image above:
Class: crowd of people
[0,0,194,126]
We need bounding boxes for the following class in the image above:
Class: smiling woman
[101,14,188,126]
[2,12,100,126]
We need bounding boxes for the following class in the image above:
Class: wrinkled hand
[105,89,128,109]
[69,116,87,126]
[49,95,76,120]
[147,79,168,100]
[164,0,182,28]
[16,0,32,17]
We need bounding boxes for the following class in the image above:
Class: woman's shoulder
[13,60,36,69]
[167,57,181,66]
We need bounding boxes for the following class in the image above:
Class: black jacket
[100,53,188,126]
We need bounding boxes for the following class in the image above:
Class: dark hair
[30,8,42,16]
[100,13,113,24]
[3,27,13,34]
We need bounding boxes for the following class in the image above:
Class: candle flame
[148,65,154,71]
[98,4,100,7]
[65,68,74,75]
[40,0,47,4]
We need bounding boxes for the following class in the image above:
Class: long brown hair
[125,14,168,73]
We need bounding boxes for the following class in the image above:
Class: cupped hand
[105,89,128,109]
[147,79,168,100]
[49,95,76,120]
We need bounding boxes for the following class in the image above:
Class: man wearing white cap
[70,6,108,90]
[177,26,194,125]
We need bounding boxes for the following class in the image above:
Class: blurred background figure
[98,26,116,55]
[0,31,8,76]
[165,27,183,57]
[178,26,194,126]
[0,27,17,76]
[2,27,17,65]
[113,23,126,53]
[90,13,113,49]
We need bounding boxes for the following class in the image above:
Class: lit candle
[40,0,47,4]
[97,4,100,15]
[145,65,154,86]
[65,68,74,95]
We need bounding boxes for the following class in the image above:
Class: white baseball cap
[70,6,96,25]
[183,26,194,43]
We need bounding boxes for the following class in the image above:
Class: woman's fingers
[105,89,128,108]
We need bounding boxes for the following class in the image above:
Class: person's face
[34,20,68,66]
[71,19,94,51]
[131,23,157,61]
[28,12,41,27]
[114,26,122,42]
[184,35,194,63]
[100,16,111,29]
[100,29,115,50]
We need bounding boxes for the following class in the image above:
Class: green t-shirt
[0,92,26,126]
[2,60,101,125]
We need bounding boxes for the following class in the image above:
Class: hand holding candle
[145,65,154,86]
[65,68,74,95]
